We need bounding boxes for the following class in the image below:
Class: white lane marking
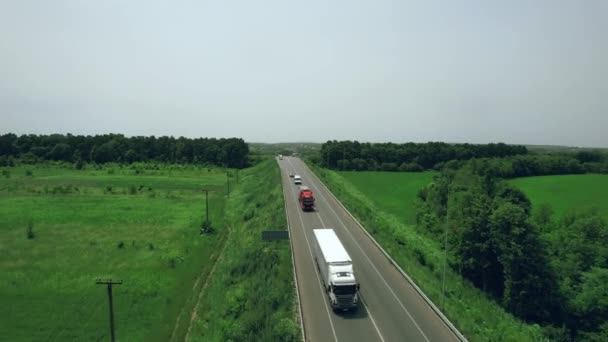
[287,157,385,342]
[297,159,431,342]
[360,295,386,342]
[282,158,339,342]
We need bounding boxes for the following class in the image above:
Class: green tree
[489,203,559,322]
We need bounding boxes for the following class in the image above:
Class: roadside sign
[261,230,289,241]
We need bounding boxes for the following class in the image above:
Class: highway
[279,156,463,342]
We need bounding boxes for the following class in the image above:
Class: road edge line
[279,158,306,342]
[308,163,468,342]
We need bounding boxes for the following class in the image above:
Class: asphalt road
[279,156,462,342]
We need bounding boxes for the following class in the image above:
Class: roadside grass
[188,159,299,341]
[338,171,436,225]
[509,174,608,219]
[0,164,227,341]
[310,164,546,341]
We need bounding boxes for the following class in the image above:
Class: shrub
[25,170,33,177]
[200,220,215,234]
[243,209,255,221]
[117,241,125,249]
[1,169,10,178]
[74,159,84,170]
[128,185,137,195]
[26,221,35,239]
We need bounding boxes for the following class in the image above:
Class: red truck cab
[298,186,315,211]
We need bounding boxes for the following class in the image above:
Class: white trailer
[312,229,359,311]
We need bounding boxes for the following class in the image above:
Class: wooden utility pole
[96,279,123,342]
[202,189,210,225]
[226,171,230,198]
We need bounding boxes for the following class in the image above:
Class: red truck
[298,186,315,211]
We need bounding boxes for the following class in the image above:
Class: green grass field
[0,164,228,341]
[509,174,608,219]
[338,171,436,225]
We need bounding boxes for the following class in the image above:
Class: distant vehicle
[279,154,283,160]
[292,152,300,157]
[289,173,295,178]
[312,229,359,311]
[298,186,315,211]
[294,175,302,184]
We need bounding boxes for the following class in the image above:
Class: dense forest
[317,140,528,170]
[0,133,249,168]
[417,162,608,341]
[316,140,608,175]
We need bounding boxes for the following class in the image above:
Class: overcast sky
[1,1,606,146]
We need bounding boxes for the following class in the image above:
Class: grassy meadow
[311,165,547,341]
[338,171,436,225]
[509,174,608,219]
[0,163,228,341]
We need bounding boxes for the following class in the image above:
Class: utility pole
[442,188,449,310]
[203,189,209,226]
[226,171,230,198]
[96,279,123,342]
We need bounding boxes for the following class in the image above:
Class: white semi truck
[312,229,359,311]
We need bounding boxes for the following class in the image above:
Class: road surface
[279,156,463,342]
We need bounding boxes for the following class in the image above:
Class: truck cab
[298,186,315,211]
[327,263,359,311]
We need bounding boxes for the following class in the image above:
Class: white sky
[1,1,607,146]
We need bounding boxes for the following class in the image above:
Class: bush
[200,220,215,234]
[128,185,137,195]
[243,209,255,221]
[117,241,125,249]
[74,159,84,170]
[25,170,33,177]
[1,169,10,178]
[26,221,35,239]
[399,162,423,172]
[0,155,15,167]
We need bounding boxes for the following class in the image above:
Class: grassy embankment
[311,166,547,341]
[509,174,608,219]
[187,159,299,341]
[0,163,228,341]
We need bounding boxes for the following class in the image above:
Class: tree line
[417,162,608,340]
[315,140,608,176]
[0,133,249,168]
[317,140,529,171]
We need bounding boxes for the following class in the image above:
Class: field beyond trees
[0,163,228,341]
[510,174,608,219]
[338,171,436,225]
